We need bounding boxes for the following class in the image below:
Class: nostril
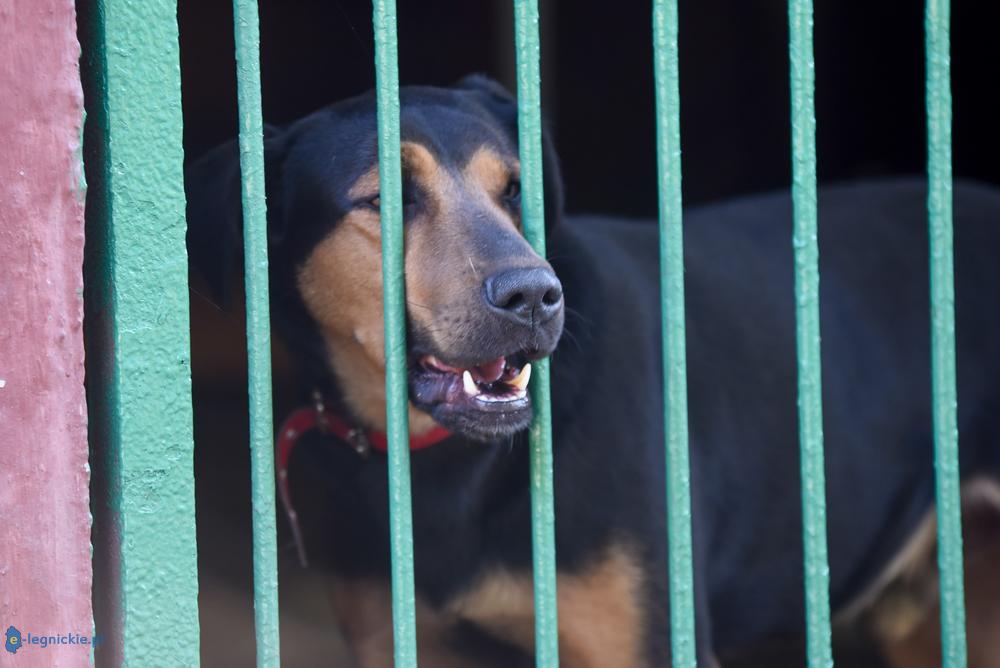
[499,292,526,311]
[484,267,563,324]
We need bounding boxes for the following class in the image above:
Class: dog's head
[187,75,564,441]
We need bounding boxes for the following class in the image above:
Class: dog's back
[548,177,1000,658]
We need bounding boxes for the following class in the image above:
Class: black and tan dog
[186,75,1000,666]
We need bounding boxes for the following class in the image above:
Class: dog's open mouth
[410,354,532,407]
[408,353,534,440]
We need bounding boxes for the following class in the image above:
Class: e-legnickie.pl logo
[4,625,102,655]
[4,626,20,654]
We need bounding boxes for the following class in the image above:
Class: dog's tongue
[471,357,506,384]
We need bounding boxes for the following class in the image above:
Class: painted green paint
[512,2,559,665]
[372,1,419,664]
[85,0,199,664]
[652,2,697,666]
[788,1,834,665]
[232,0,281,665]
[925,1,968,665]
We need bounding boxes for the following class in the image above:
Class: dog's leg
[329,576,479,668]
[450,542,651,667]
[328,576,394,668]
[554,544,651,668]
[844,477,1000,668]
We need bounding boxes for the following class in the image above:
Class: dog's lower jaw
[424,400,534,443]
[321,345,531,442]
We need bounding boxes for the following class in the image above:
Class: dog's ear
[185,124,288,306]
[454,74,565,232]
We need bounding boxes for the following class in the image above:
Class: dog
[186,74,1000,666]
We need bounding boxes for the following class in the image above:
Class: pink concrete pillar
[0,1,93,665]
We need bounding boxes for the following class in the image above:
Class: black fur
[186,77,1000,665]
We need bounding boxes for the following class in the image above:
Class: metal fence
[85,0,966,666]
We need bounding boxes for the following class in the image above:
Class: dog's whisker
[557,326,582,352]
[563,305,593,327]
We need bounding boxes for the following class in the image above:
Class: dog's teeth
[509,363,532,391]
[462,370,480,396]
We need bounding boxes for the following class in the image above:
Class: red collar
[275,395,453,566]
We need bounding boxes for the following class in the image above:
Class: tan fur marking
[297,211,438,435]
[464,146,518,195]
[348,166,381,201]
[556,546,648,668]
[450,543,648,668]
[835,506,939,635]
[448,568,536,651]
[878,477,1000,668]
[464,146,522,232]
[346,142,449,202]
[839,476,1000,639]
[879,538,1000,668]
[298,145,456,436]
[329,577,474,668]
[402,142,443,184]
[838,477,1000,668]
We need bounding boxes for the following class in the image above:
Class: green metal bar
[85,0,200,663]
[372,0,419,664]
[232,0,281,665]
[926,1,968,665]
[513,1,559,665]
[652,2,697,666]
[788,1,834,666]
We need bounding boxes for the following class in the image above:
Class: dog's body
[187,77,1000,666]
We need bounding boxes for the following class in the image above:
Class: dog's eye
[503,179,521,202]
[358,188,417,216]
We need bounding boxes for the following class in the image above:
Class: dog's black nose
[484,267,563,326]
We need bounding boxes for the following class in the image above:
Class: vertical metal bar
[652,2,697,666]
[513,2,559,666]
[372,1,419,664]
[926,1,968,665]
[232,0,281,665]
[788,1,834,665]
[85,0,200,663]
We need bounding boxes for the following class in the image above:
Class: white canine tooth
[509,363,532,391]
[462,370,480,396]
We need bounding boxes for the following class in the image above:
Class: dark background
[180,0,1000,217]
[170,1,1000,665]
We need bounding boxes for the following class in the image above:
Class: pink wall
[0,1,93,665]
